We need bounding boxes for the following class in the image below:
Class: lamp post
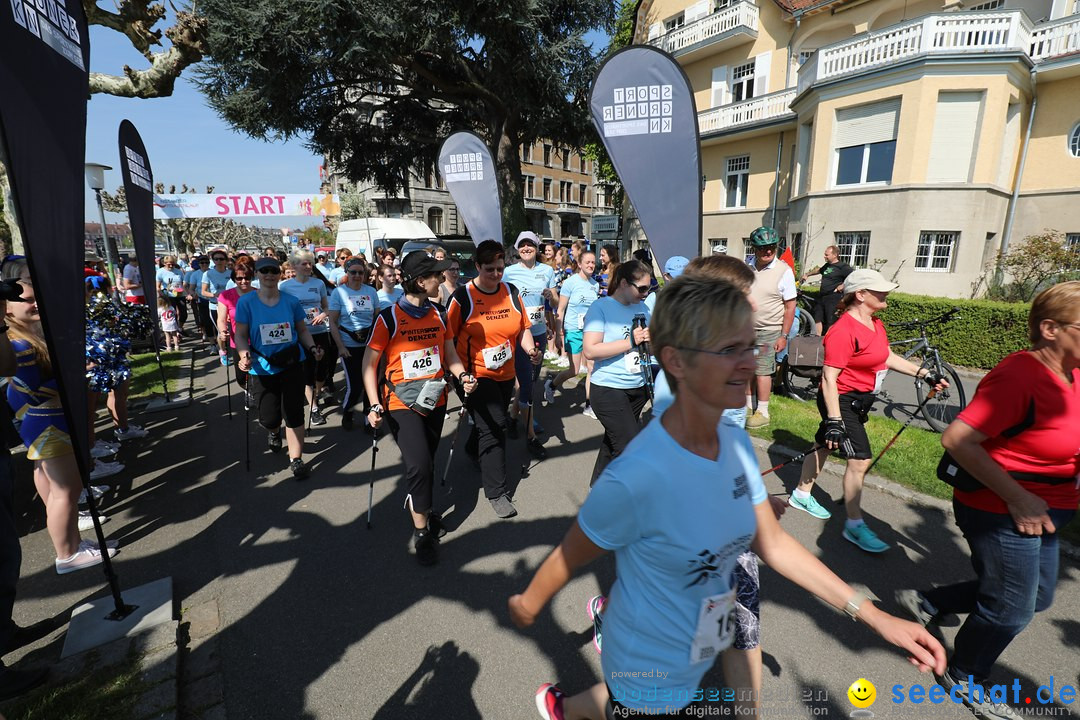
[84,163,120,298]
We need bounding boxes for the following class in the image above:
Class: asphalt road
[8,352,1077,720]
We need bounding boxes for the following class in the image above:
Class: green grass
[2,647,147,720]
[128,350,186,400]
[749,395,1080,544]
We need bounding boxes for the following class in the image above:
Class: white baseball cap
[515,231,540,249]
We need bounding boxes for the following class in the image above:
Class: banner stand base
[61,577,173,658]
[145,396,191,413]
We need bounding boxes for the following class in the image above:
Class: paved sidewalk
[4,353,1077,719]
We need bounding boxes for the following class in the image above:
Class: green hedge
[805,290,1029,370]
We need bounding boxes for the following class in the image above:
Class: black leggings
[589,383,650,485]
[465,378,514,499]
[303,333,337,387]
[339,347,368,414]
[231,347,248,388]
[249,364,306,430]
[388,407,447,516]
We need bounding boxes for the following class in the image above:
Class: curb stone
[750,435,1080,561]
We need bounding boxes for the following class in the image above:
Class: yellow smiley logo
[848,678,877,708]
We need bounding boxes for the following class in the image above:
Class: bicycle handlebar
[889,306,961,330]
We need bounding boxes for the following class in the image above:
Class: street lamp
[85,163,120,297]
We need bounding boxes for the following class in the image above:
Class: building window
[543,144,552,167]
[1070,123,1080,157]
[915,231,957,272]
[579,157,586,173]
[559,181,572,202]
[968,0,1004,9]
[1066,233,1080,256]
[713,0,732,10]
[834,232,870,268]
[522,144,532,163]
[428,208,443,235]
[710,238,729,255]
[834,99,900,186]
[543,178,552,201]
[579,184,588,206]
[664,13,685,31]
[731,62,755,103]
[798,50,815,66]
[524,175,535,198]
[725,155,750,209]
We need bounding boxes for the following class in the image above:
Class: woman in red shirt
[792,269,947,553]
[897,280,1079,720]
[446,240,540,520]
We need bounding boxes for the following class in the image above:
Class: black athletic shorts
[815,389,873,460]
[249,364,306,430]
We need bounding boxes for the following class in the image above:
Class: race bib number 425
[482,340,512,370]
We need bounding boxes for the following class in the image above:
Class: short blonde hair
[1029,280,1080,345]
[162,255,176,265]
[651,276,752,393]
[290,249,315,266]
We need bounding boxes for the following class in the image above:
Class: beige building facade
[631,0,1080,297]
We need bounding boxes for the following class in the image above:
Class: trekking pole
[243,379,251,472]
[865,388,939,475]
[366,431,379,530]
[633,313,654,405]
[224,336,233,420]
[760,444,823,477]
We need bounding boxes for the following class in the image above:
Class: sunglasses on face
[212,256,226,262]
[234,275,252,282]
[257,268,281,275]
[347,270,365,276]
[633,283,651,294]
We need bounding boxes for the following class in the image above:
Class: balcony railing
[557,202,580,214]
[798,11,1035,94]
[524,198,546,210]
[698,88,796,135]
[649,1,758,58]
[1030,15,1080,60]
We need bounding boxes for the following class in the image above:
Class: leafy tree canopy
[196,0,615,238]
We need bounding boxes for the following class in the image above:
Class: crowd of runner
[0,231,1076,720]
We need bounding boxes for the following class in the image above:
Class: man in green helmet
[746,227,796,428]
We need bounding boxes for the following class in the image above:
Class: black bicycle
[886,307,967,433]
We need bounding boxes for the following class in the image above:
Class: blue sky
[86,24,611,231]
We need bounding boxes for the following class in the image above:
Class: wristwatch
[844,591,867,621]
[370,403,384,416]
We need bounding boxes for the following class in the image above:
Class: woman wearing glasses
[447,240,540,519]
[513,276,946,720]
[581,260,653,485]
[329,258,381,430]
[217,256,257,390]
[437,259,461,306]
[279,250,334,427]
[235,257,324,480]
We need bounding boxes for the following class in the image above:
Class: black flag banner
[589,46,702,269]
[118,121,159,329]
[0,0,92,473]
[438,132,503,246]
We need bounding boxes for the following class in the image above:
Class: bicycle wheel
[913,360,967,433]
[780,308,820,402]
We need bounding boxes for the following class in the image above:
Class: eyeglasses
[347,270,366,276]
[234,276,252,282]
[676,343,767,359]
[481,266,505,274]
[632,283,651,294]
[257,268,281,275]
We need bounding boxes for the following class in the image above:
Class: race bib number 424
[260,322,293,345]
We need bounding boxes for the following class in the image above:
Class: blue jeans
[922,500,1075,682]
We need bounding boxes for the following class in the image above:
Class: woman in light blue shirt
[545,251,599,416]
[581,260,652,485]
[328,258,381,429]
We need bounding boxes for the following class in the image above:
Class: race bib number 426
[400,346,440,380]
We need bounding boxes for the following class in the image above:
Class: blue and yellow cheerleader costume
[6,339,72,460]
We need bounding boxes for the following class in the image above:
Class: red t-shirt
[823,313,890,394]
[953,351,1080,513]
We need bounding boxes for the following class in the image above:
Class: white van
[335,218,436,258]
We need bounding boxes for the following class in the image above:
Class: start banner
[153,193,341,219]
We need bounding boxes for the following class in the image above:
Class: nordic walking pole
[224,338,233,420]
[243,378,252,472]
[865,388,939,475]
[366,431,379,530]
[761,444,823,477]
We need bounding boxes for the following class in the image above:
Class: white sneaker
[543,350,559,361]
[543,379,555,405]
[78,485,110,505]
[91,440,120,458]
[114,424,148,441]
[77,510,109,531]
[556,356,570,368]
[55,540,118,575]
[582,405,597,420]
[90,460,123,480]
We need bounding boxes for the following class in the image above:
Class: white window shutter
[835,98,901,147]
[753,51,771,96]
[686,0,709,22]
[648,22,663,40]
[711,66,728,107]
[926,92,983,183]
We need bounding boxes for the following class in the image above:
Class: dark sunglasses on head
[257,267,281,275]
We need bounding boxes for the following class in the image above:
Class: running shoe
[842,523,890,553]
[535,683,566,720]
[543,349,559,362]
[428,512,447,539]
[341,411,354,431]
[91,440,119,458]
[114,424,148,441]
[543,379,555,405]
[788,493,832,519]
[310,407,327,426]
[555,356,570,368]
[582,405,597,420]
[527,437,547,460]
[219,351,230,367]
[267,430,283,453]
[413,529,438,566]
[938,670,1020,720]
[55,540,118,575]
[77,510,109,531]
[78,485,110,506]
[289,458,309,480]
[90,461,123,480]
[490,494,517,519]
[586,594,606,654]
[745,411,770,429]
[895,589,938,627]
